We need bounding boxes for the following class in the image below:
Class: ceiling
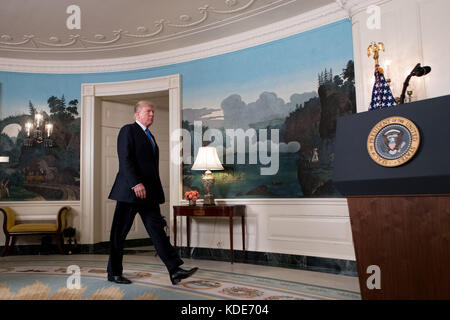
[0,0,335,61]
[103,91,169,107]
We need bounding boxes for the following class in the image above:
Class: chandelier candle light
[191,146,224,206]
[24,112,54,147]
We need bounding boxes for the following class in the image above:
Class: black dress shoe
[170,267,198,285]
[107,275,132,284]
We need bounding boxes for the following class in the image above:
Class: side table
[173,205,246,263]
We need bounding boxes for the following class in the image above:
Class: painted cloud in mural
[222,91,317,130]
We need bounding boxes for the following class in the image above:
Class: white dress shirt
[135,120,147,131]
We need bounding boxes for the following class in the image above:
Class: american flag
[369,67,396,111]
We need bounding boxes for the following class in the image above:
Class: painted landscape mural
[0,96,80,200]
[182,61,356,198]
[181,21,355,198]
[0,19,354,201]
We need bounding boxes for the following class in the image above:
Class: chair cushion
[9,223,58,233]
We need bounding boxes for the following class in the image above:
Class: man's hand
[133,183,146,199]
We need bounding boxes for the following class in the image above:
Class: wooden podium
[333,95,450,300]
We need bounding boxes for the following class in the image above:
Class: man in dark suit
[107,100,198,285]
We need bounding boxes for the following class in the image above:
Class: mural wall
[181,19,355,198]
[0,19,354,201]
[0,77,81,201]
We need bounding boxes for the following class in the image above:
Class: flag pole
[367,42,396,111]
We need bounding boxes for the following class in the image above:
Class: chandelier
[24,113,54,147]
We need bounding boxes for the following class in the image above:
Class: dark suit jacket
[109,122,165,204]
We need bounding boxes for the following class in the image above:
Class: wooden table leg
[173,213,177,248]
[2,235,10,257]
[242,215,245,261]
[9,236,16,256]
[55,234,65,254]
[187,216,191,258]
[229,215,234,264]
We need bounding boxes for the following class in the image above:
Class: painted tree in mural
[48,95,79,122]
[0,95,80,201]
[285,60,356,197]
[29,101,36,117]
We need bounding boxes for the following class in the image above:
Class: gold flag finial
[367,41,385,66]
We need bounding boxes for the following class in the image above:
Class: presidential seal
[367,117,420,167]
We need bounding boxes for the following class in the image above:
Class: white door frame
[80,74,182,244]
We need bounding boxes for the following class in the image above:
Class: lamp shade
[192,147,224,171]
[0,156,9,163]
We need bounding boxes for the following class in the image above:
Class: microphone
[411,63,431,77]
[399,63,432,104]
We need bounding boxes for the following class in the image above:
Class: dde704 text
[225,304,269,315]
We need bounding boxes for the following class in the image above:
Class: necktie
[145,128,156,153]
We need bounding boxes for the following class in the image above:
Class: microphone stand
[399,63,420,105]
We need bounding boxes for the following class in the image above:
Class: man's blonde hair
[134,100,155,113]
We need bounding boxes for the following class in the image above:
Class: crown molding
[335,0,392,18]
[0,0,388,74]
[0,0,273,53]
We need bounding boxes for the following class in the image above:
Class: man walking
[107,100,198,285]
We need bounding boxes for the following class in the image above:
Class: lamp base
[203,193,216,206]
[201,170,216,206]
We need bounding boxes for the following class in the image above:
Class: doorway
[99,92,170,241]
[80,75,182,245]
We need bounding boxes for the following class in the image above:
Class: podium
[333,95,450,300]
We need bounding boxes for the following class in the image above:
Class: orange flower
[184,190,199,201]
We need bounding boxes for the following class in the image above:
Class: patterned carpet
[0,258,360,300]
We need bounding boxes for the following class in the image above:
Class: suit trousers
[107,201,183,276]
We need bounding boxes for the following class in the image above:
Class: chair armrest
[0,207,16,233]
[56,206,71,232]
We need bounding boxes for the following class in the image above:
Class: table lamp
[0,156,9,163]
[191,146,224,205]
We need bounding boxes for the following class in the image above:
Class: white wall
[177,199,354,260]
[353,0,450,112]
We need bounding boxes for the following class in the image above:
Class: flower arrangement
[184,190,199,201]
